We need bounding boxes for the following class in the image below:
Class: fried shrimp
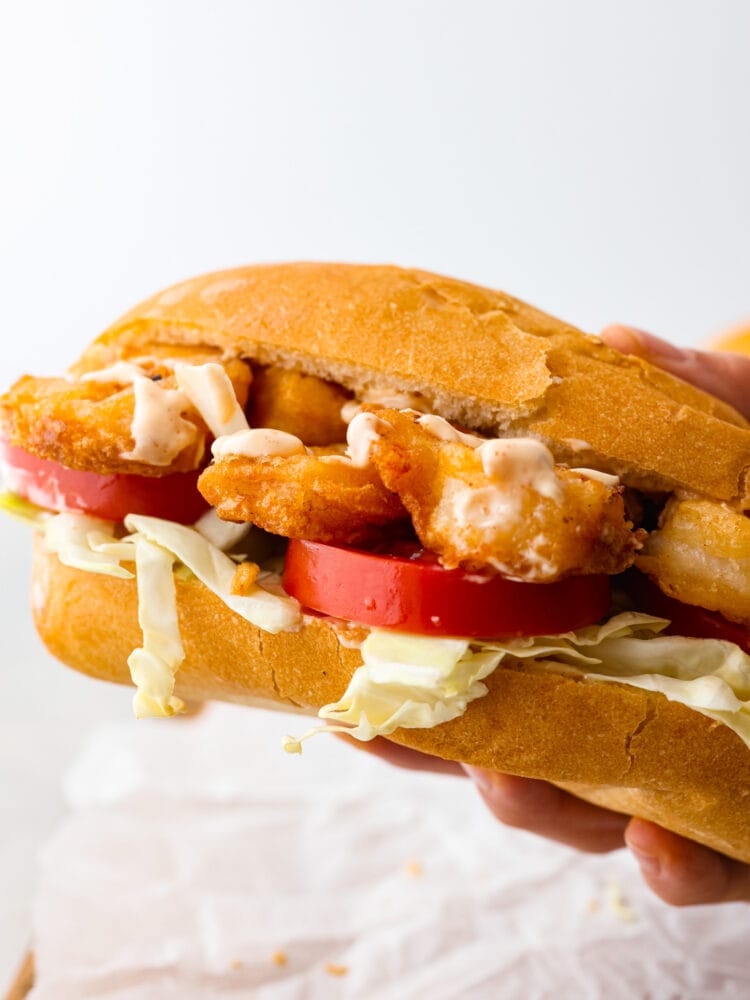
[637,497,750,626]
[365,409,642,581]
[198,447,408,545]
[248,366,351,446]
[0,356,252,476]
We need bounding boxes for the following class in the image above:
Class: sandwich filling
[2,348,750,751]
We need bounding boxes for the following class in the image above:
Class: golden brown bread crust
[33,541,750,863]
[73,262,750,505]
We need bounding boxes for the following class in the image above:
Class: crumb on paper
[585,897,600,914]
[606,879,638,923]
[325,963,349,977]
[230,959,243,970]
[271,951,288,967]
[231,560,260,596]
[404,860,423,878]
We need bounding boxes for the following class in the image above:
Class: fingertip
[462,770,627,853]
[624,816,661,852]
[624,817,665,882]
[600,326,750,417]
[600,325,685,361]
[461,768,554,818]
[460,763,491,789]
[599,325,648,357]
[625,818,750,906]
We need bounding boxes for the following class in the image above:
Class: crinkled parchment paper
[28,705,750,999]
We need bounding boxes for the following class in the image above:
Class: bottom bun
[32,540,750,862]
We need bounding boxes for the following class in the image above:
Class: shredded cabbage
[124,514,300,634]
[127,536,186,718]
[0,496,136,578]
[0,493,300,715]
[192,508,252,552]
[43,512,135,579]
[574,629,750,741]
[286,612,750,754]
[5,488,750,748]
[490,613,750,743]
[284,631,502,752]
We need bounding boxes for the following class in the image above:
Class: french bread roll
[33,540,750,863]
[13,263,750,862]
[77,263,750,503]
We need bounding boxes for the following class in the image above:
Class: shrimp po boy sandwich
[3,263,750,860]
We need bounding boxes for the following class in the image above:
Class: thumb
[600,325,750,421]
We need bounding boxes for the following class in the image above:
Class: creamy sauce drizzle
[346,412,390,468]
[450,483,520,531]
[212,428,306,460]
[83,359,251,468]
[121,376,198,466]
[174,362,248,438]
[341,389,427,424]
[419,414,563,504]
[80,361,148,385]
[478,438,563,503]
[571,467,620,488]
[417,413,485,448]
[562,437,592,452]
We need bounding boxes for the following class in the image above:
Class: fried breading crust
[368,409,643,581]
[0,356,252,477]
[637,497,750,626]
[248,366,350,445]
[198,448,408,545]
[198,408,641,580]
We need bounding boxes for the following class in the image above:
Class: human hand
[359,734,750,907]
[599,324,750,421]
[356,327,750,906]
[471,327,750,904]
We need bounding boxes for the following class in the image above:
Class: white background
[2,0,750,988]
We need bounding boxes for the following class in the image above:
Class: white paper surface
[28,704,750,999]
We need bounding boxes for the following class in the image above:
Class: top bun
[75,262,750,505]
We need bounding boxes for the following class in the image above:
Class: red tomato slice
[282,539,611,638]
[622,569,750,653]
[0,441,208,524]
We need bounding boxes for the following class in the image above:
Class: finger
[600,324,750,420]
[463,768,628,853]
[336,734,465,776]
[626,818,750,906]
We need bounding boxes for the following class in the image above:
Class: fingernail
[628,845,661,878]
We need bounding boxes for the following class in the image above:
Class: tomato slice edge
[283,538,611,638]
[0,441,207,524]
[622,569,750,653]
